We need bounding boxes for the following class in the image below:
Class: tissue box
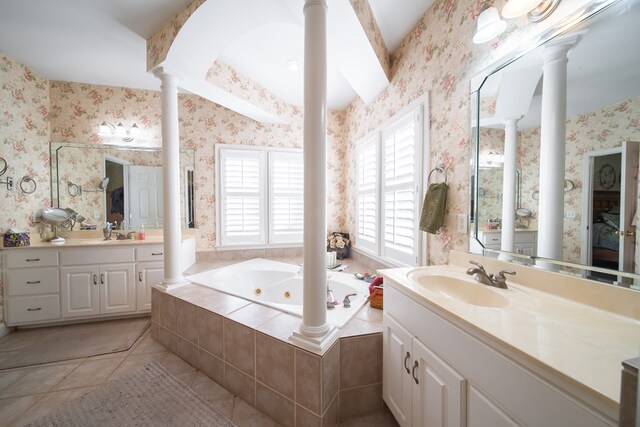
[3,232,30,247]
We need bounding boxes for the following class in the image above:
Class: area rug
[0,317,150,370]
[26,362,236,427]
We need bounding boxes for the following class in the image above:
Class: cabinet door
[514,243,536,256]
[468,385,519,427]
[412,339,466,427]
[100,263,136,314]
[383,314,414,427]
[60,266,100,318]
[136,261,163,311]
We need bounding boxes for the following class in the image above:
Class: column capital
[542,31,585,64]
[304,0,327,12]
[151,66,183,83]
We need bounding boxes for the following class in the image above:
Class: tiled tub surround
[151,258,386,426]
[185,259,370,328]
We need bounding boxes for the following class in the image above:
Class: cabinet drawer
[6,268,60,296]
[514,232,536,244]
[60,248,135,265]
[136,245,164,262]
[481,233,501,245]
[4,250,59,268]
[7,295,60,324]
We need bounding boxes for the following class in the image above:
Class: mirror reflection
[471,0,640,288]
[51,142,196,230]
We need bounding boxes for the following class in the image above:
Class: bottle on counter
[138,224,145,240]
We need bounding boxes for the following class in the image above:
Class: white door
[383,314,414,427]
[128,166,163,229]
[100,264,136,314]
[412,338,466,427]
[60,266,100,318]
[618,140,639,276]
[136,261,163,311]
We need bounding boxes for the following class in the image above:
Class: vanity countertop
[1,229,196,249]
[379,261,640,412]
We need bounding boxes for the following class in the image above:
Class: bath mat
[25,362,237,427]
[0,317,150,370]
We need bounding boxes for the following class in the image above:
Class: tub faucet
[327,284,337,309]
[466,260,514,289]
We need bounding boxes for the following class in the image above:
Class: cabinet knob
[27,307,42,312]
[25,258,40,262]
[100,273,105,284]
[404,352,411,374]
[139,272,143,282]
[151,252,163,256]
[93,274,97,285]
[412,361,419,384]
[26,281,41,284]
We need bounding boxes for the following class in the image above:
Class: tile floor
[0,325,398,426]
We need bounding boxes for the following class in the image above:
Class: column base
[290,325,341,354]
[153,278,190,292]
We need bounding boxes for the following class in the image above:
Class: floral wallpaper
[519,96,640,264]
[349,0,390,79]
[0,53,51,325]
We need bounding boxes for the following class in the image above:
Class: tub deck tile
[226,304,283,329]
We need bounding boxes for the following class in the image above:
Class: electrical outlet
[566,210,576,219]
[457,213,468,233]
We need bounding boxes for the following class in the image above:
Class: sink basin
[406,270,509,308]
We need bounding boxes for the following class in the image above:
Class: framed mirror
[469,0,640,289]
[51,142,196,230]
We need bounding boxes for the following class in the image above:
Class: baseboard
[0,322,14,337]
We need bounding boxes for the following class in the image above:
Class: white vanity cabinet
[59,248,136,318]
[383,313,466,427]
[478,230,537,256]
[135,245,165,311]
[383,284,616,427]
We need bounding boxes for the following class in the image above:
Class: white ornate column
[536,34,581,265]
[153,67,189,290]
[291,0,339,352]
[500,117,520,256]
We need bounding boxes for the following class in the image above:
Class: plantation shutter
[356,136,378,253]
[219,149,266,245]
[382,109,419,265]
[269,151,304,243]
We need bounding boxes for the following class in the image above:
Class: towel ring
[428,165,447,184]
[19,175,37,194]
[0,157,7,176]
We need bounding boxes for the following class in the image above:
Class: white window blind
[356,136,378,253]
[219,149,266,245]
[269,152,304,243]
[382,111,419,265]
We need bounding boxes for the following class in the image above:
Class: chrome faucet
[466,260,515,289]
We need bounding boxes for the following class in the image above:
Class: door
[136,261,163,311]
[412,339,466,427]
[618,140,639,278]
[383,314,414,427]
[128,165,163,229]
[100,263,136,314]
[60,266,100,317]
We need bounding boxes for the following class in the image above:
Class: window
[216,145,303,247]
[355,105,424,266]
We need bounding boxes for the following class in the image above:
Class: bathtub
[185,258,370,328]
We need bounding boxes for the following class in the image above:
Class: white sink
[406,269,509,308]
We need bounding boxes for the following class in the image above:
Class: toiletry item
[138,224,145,240]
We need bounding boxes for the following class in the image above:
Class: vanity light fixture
[473,6,507,44]
[98,121,140,142]
[502,0,561,21]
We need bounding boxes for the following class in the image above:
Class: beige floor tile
[0,369,29,392]
[232,397,281,427]
[51,357,124,391]
[10,386,97,427]
[0,395,42,426]
[338,412,399,426]
[191,372,234,402]
[209,397,235,419]
[106,353,165,382]
[160,352,197,376]
[0,363,79,398]
[174,371,197,386]
[130,334,166,355]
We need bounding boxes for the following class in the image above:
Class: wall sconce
[480,151,505,167]
[98,121,140,142]
[502,0,561,22]
[473,6,507,44]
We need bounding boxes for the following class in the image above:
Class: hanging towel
[419,182,448,234]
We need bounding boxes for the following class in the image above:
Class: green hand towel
[419,182,448,234]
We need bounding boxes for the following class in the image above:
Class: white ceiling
[0,0,433,111]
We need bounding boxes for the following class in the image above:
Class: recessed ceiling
[0,0,434,111]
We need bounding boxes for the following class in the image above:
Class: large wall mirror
[51,142,196,230]
[470,0,640,289]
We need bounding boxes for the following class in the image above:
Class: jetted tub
[185,258,370,328]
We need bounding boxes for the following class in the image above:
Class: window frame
[215,144,303,249]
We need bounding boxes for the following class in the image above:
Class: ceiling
[0,0,433,111]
